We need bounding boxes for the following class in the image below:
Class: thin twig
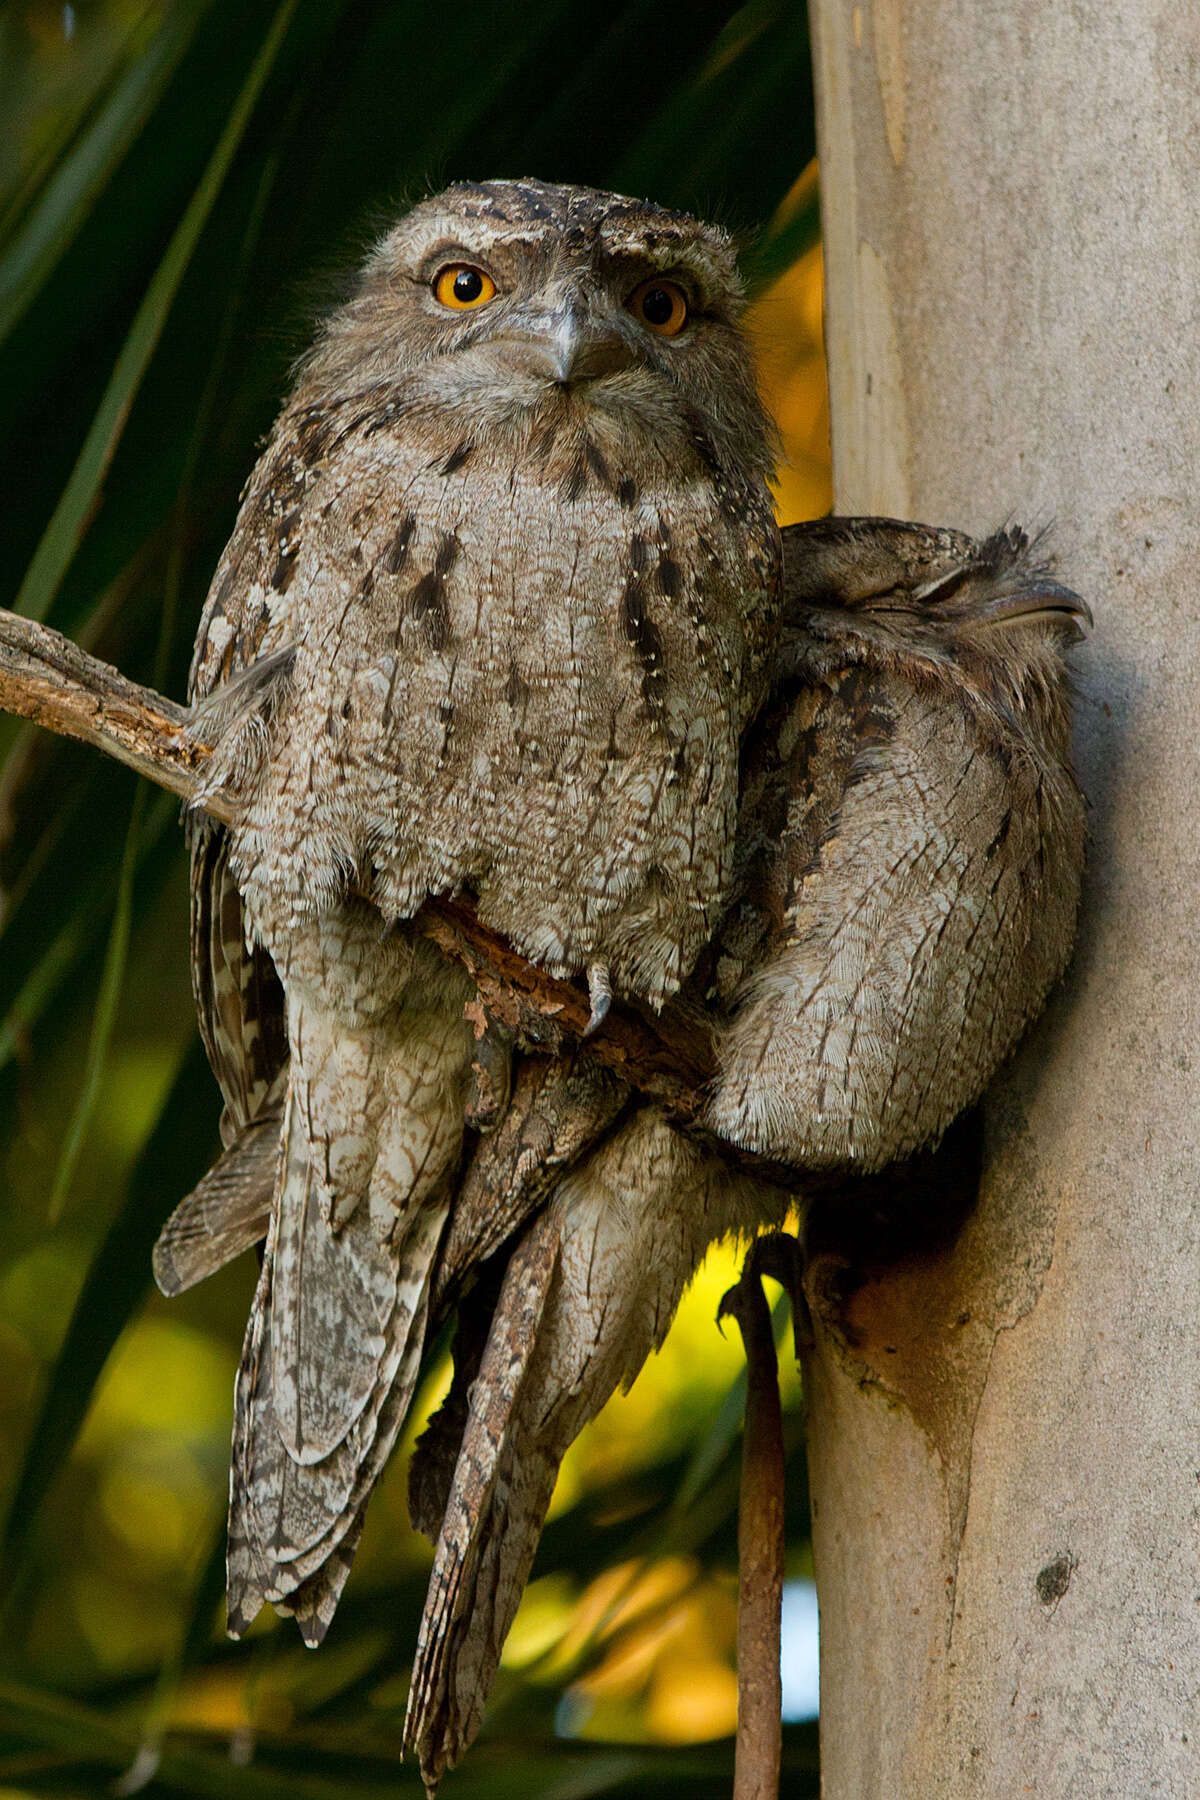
[721,1236,803,1800]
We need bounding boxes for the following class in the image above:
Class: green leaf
[0,1677,420,1798]
[0,788,175,1075]
[0,0,214,346]
[44,787,145,1222]
[12,0,303,624]
[0,1037,216,1582]
[0,898,90,1074]
[0,1669,818,1798]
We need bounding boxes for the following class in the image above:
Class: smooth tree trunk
[803,4,1200,1796]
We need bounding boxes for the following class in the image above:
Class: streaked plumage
[176,179,780,1641]
[705,516,1089,1166]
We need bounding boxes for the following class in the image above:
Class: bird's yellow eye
[627,277,689,337]
[433,265,497,310]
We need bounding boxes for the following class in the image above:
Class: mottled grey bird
[167,178,780,1644]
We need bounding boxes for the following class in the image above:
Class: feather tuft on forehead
[365,177,744,301]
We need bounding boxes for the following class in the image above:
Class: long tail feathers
[404,1210,563,1788]
[227,1080,451,1639]
[405,1112,732,1793]
[226,944,472,1643]
[432,1054,628,1320]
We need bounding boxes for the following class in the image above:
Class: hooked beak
[500,307,638,385]
[912,561,1094,642]
[971,577,1094,640]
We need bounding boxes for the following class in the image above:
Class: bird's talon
[583,962,613,1038]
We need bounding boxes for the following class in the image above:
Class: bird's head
[298,177,775,488]
[778,516,1092,758]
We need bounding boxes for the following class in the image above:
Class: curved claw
[582,962,612,1038]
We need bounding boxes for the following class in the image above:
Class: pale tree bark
[804,4,1200,1796]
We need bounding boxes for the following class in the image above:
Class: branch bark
[806,5,1200,1794]
[0,610,211,811]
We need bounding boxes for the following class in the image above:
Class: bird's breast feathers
[204,428,779,1002]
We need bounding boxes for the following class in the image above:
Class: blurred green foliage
[0,2,822,1791]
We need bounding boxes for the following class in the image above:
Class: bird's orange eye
[627,277,689,337]
[433,265,497,310]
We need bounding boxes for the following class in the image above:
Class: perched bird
[400,515,1090,1788]
[172,178,780,1644]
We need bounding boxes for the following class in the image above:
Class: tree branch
[0,610,219,815]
